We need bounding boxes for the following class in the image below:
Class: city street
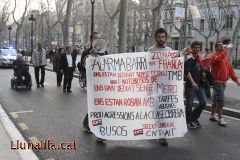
[0,67,240,160]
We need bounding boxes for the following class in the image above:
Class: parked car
[0,48,17,67]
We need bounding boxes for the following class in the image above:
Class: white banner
[86,51,187,140]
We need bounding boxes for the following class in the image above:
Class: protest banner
[86,51,187,140]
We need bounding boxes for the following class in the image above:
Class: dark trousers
[56,71,63,85]
[16,71,30,85]
[34,66,45,85]
[185,86,207,123]
[83,113,89,129]
[63,68,74,91]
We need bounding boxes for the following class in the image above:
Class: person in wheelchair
[13,54,31,86]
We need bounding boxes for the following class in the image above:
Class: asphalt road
[0,67,240,160]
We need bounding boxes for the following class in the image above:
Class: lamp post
[7,26,12,47]
[236,35,240,68]
[91,0,95,33]
[28,14,36,62]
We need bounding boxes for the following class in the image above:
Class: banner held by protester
[86,51,187,140]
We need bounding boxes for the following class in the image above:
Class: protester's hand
[192,82,199,91]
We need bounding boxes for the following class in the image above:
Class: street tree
[152,0,164,40]
[42,0,66,49]
[12,0,31,50]
[102,0,120,53]
[63,0,73,46]
[0,0,11,47]
[191,0,231,50]
[228,0,240,61]
[118,0,128,53]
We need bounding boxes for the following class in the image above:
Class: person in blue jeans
[184,41,210,129]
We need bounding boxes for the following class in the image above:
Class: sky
[7,0,54,24]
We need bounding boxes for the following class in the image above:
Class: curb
[29,64,240,119]
[0,104,39,160]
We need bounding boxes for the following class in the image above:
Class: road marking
[44,83,50,86]
[46,158,55,160]
[0,104,39,160]
[18,122,29,131]
[10,112,19,118]
[10,110,33,119]
[29,136,40,144]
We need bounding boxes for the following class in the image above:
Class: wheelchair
[11,65,32,90]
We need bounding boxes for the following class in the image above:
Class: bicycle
[79,71,86,88]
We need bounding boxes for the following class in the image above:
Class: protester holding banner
[184,41,208,129]
[148,28,172,146]
[82,32,107,133]
[209,42,240,126]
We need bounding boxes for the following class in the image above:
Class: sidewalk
[0,104,39,160]
[0,120,21,160]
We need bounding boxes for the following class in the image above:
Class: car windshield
[1,49,17,56]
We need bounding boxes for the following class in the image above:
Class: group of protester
[13,27,240,146]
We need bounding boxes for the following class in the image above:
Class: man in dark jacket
[53,47,64,86]
[184,41,210,129]
[60,46,76,93]
[82,32,108,134]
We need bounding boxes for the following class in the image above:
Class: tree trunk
[205,37,209,50]
[152,0,164,40]
[63,0,73,46]
[228,17,240,61]
[118,0,128,53]
[109,19,114,54]
[15,28,20,50]
[47,28,52,50]
[216,31,221,41]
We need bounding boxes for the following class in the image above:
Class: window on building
[210,42,214,51]
[165,11,168,20]
[210,18,216,30]
[226,14,234,29]
[200,19,204,31]
[188,24,191,35]
[170,26,173,32]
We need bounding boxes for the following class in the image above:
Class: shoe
[67,90,72,93]
[63,88,66,92]
[40,83,44,87]
[209,115,218,122]
[96,138,106,143]
[57,83,61,86]
[82,126,91,133]
[218,117,227,126]
[37,84,40,88]
[193,120,201,128]
[159,138,168,146]
[187,122,197,129]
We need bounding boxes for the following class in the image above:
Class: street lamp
[91,0,95,33]
[28,14,36,62]
[7,26,12,47]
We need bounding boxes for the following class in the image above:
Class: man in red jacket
[210,42,240,126]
